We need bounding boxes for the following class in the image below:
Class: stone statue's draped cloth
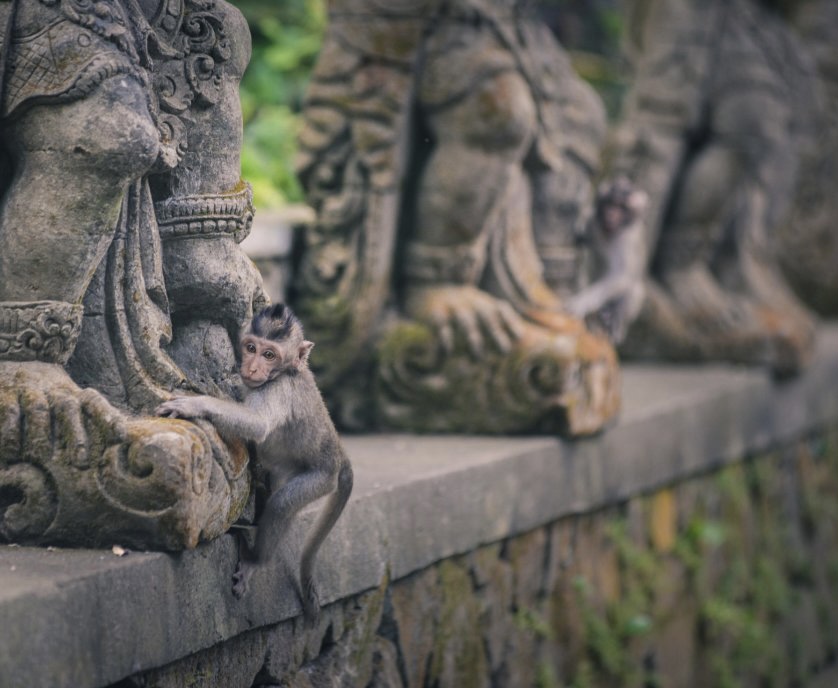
[0,0,226,410]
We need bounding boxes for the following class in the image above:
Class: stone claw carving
[376,316,618,436]
[404,285,525,357]
[0,362,250,549]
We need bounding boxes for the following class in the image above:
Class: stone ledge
[2,326,838,688]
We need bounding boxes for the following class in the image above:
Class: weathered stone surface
[389,566,440,688]
[3,330,838,686]
[614,0,818,375]
[0,0,261,549]
[0,361,250,549]
[292,0,620,437]
[777,0,838,315]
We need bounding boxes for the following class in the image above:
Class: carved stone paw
[403,285,525,356]
[0,362,249,549]
[621,274,815,375]
[375,315,619,436]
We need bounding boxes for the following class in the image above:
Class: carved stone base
[620,281,816,377]
[373,319,620,436]
[0,362,250,549]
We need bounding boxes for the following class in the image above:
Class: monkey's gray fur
[157,303,353,623]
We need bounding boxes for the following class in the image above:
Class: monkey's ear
[297,340,315,368]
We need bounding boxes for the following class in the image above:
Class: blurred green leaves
[237,0,325,207]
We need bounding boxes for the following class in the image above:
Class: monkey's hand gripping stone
[0,362,249,550]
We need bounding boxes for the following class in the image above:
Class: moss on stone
[428,560,488,688]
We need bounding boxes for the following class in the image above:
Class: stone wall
[114,432,838,688]
[5,328,838,688]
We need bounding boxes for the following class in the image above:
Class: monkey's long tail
[300,461,354,624]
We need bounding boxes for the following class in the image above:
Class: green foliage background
[237,0,325,208]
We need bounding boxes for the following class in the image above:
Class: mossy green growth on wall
[560,438,838,688]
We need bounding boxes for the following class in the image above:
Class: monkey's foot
[0,361,250,549]
[372,310,620,436]
[232,560,255,599]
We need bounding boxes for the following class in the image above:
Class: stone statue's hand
[155,396,207,420]
[664,265,753,331]
[404,285,525,357]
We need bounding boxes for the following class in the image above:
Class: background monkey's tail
[300,461,354,624]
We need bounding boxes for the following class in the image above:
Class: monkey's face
[240,335,287,388]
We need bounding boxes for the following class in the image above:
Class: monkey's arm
[567,225,647,318]
[156,395,279,443]
[567,271,640,317]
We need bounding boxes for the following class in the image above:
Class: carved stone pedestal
[0,361,250,549]
[374,318,619,436]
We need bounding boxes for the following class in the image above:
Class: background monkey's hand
[155,396,209,420]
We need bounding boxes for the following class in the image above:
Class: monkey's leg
[232,469,336,600]
[299,461,353,623]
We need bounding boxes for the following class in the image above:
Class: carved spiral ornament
[375,320,592,434]
[0,464,57,542]
[0,302,83,365]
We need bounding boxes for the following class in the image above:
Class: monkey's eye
[246,343,257,354]
[263,350,276,361]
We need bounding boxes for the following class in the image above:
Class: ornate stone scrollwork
[0,301,83,365]
[376,319,616,435]
[0,361,250,548]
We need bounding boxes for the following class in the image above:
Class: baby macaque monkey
[156,304,353,622]
[567,176,649,343]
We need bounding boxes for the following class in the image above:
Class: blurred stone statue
[612,0,818,375]
[776,0,838,316]
[0,0,266,548]
[292,0,622,435]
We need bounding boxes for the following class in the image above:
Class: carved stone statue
[776,0,838,316]
[291,0,621,435]
[612,0,818,375]
[0,0,265,549]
